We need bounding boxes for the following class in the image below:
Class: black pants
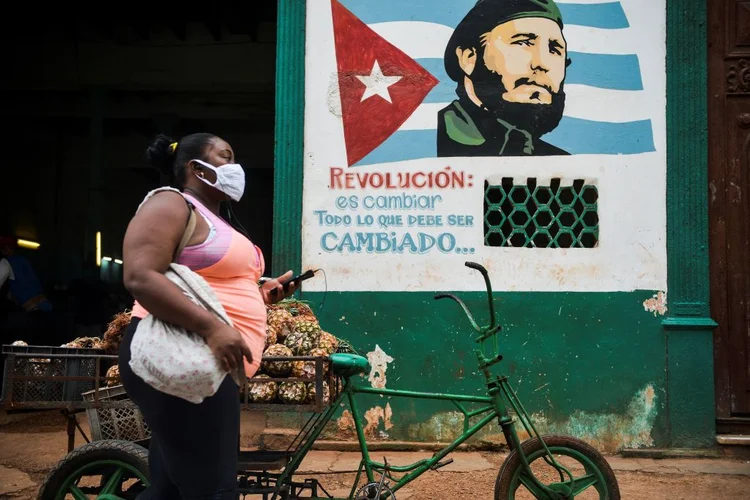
[119,318,240,499]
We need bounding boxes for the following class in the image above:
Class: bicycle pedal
[430,458,454,471]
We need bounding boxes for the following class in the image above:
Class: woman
[119,132,295,499]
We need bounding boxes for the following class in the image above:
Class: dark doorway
[0,14,278,343]
[708,0,750,434]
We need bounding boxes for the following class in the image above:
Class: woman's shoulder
[132,187,194,227]
[137,186,183,208]
[136,187,191,214]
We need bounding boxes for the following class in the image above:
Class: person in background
[119,133,297,499]
[0,236,53,345]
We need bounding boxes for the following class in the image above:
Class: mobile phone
[270,269,316,296]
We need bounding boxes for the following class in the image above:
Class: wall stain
[336,409,356,438]
[334,404,394,440]
[525,384,658,452]
[643,291,668,316]
[405,385,657,453]
[364,403,394,438]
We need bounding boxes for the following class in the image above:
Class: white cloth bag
[129,263,243,404]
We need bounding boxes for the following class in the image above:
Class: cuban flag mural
[331,0,657,166]
[303,0,667,293]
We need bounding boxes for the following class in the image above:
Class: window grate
[483,178,599,249]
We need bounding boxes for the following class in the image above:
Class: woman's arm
[123,191,252,372]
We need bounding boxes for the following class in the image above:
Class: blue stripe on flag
[558,3,629,29]
[339,0,629,30]
[353,117,655,166]
[542,117,655,155]
[416,53,643,103]
[354,130,438,166]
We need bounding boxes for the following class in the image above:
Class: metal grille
[83,386,151,442]
[484,178,599,248]
[2,346,106,408]
[9,359,64,402]
[96,406,151,441]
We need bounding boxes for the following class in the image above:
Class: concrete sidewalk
[296,450,750,476]
[1,449,748,498]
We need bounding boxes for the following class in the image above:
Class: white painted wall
[302,0,667,293]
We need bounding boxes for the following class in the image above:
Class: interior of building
[0,12,278,344]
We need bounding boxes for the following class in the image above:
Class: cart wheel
[494,434,620,499]
[37,439,149,500]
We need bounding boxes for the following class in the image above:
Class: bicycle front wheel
[494,434,620,499]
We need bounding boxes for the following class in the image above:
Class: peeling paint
[326,72,342,117]
[364,403,394,437]
[525,384,658,453]
[336,409,356,437]
[334,404,394,440]
[405,385,658,453]
[643,291,667,316]
[407,411,472,442]
[367,344,394,389]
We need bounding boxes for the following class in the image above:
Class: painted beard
[470,63,566,137]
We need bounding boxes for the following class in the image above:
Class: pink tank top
[131,191,267,377]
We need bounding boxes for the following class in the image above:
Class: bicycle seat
[330,353,370,377]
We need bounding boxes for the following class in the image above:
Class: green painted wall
[294,291,668,451]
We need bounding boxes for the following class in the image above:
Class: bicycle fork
[484,365,573,499]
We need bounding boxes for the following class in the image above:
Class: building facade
[1,0,744,451]
[271,0,726,450]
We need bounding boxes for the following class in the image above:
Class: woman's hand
[203,321,253,373]
[261,270,298,305]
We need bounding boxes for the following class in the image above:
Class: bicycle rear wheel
[494,434,620,499]
[37,440,149,500]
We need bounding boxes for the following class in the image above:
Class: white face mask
[192,159,246,202]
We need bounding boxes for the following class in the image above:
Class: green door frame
[272,0,306,277]
[662,0,718,448]
[272,0,719,448]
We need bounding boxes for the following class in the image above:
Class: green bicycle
[37,261,620,499]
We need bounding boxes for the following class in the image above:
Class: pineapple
[265,325,277,349]
[261,344,293,376]
[102,311,131,354]
[290,359,315,380]
[278,381,307,404]
[290,348,329,380]
[106,365,120,387]
[267,309,293,343]
[285,318,321,355]
[317,331,339,355]
[305,381,330,405]
[64,337,103,349]
[279,300,316,319]
[246,374,278,403]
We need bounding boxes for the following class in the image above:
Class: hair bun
[146,134,177,177]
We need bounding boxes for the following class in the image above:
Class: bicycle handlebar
[433,262,497,334]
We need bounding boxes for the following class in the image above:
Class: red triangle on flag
[331,0,439,166]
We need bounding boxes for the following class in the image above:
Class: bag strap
[174,200,197,261]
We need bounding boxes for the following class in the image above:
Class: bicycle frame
[275,375,572,499]
[273,262,577,499]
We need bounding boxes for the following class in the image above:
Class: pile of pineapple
[244,299,342,406]
[11,302,347,400]
[9,336,122,387]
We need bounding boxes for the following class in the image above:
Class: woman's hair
[144,132,251,238]
[146,133,217,188]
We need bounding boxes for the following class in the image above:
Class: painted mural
[303,0,667,292]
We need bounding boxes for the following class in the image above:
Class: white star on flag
[356,60,402,103]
